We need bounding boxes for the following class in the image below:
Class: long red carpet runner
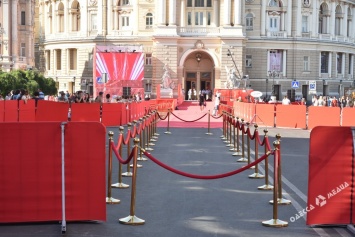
[157,101,223,128]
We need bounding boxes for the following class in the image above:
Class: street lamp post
[265,78,268,100]
[268,70,279,96]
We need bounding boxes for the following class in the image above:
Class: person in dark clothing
[199,91,205,111]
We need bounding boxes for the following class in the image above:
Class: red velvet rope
[111,141,135,164]
[211,114,223,119]
[130,125,137,138]
[157,112,169,120]
[265,139,272,151]
[143,151,270,180]
[114,134,123,151]
[122,130,131,145]
[256,133,265,146]
[170,112,207,122]
[135,122,143,135]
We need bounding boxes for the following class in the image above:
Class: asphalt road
[0,126,354,237]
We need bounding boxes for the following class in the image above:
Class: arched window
[268,0,282,32]
[58,2,64,33]
[71,1,81,32]
[318,3,329,34]
[335,5,342,35]
[186,0,213,26]
[246,13,253,31]
[146,13,153,29]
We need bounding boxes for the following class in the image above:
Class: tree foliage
[0,69,57,97]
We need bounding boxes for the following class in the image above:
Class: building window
[146,13,153,29]
[91,14,97,30]
[302,16,308,32]
[145,81,152,92]
[88,52,93,68]
[122,0,130,5]
[69,49,77,70]
[335,5,342,36]
[318,3,329,34]
[320,52,329,73]
[349,54,353,74]
[337,53,343,74]
[186,0,213,26]
[56,49,62,70]
[303,56,309,71]
[122,16,130,27]
[21,11,25,25]
[71,2,81,32]
[48,5,53,34]
[20,43,26,57]
[58,3,64,33]
[246,55,252,68]
[246,13,253,31]
[145,53,152,65]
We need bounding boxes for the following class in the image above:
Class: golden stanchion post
[106,131,121,204]
[223,112,230,143]
[258,129,274,190]
[150,113,157,142]
[153,110,160,137]
[249,124,265,178]
[119,138,145,225]
[130,121,143,168]
[112,127,130,189]
[206,109,212,135]
[122,123,133,177]
[164,109,172,134]
[148,114,155,146]
[237,119,248,162]
[137,118,148,161]
[262,138,288,227]
[221,111,227,139]
[226,113,233,146]
[270,134,291,205]
[232,117,242,156]
[144,115,154,151]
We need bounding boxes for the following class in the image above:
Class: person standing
[188,89,192,100]
[282,95,291,105]
[213,91,220,116]
[199,91,205,111]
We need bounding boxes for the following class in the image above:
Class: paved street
[0,126,354,237]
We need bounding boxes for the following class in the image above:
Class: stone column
[223,0,231,26]
[296,0,302,37]
[343,4,348,37]
[287,0,292,36]
[282,50,287,77]
[181,0,185,27]
[65,0,70,33]
[169,0,176,25]
[234,0,241,25]
[330,1,335,36]
[158,0,166,25]
[328,52,332,77]
[261,1,266,36]
[213,0,219,27]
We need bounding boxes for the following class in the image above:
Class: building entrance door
[186,79,197,100]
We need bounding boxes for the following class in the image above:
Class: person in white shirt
[213,91,221,116]
[282,95,291,105]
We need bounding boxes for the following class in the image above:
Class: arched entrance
[183,51,215,101]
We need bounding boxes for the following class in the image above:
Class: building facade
[35,0,355,101]
[0,0,35,72]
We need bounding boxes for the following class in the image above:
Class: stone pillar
[181,0,185,27]
[282,50,287,77]
[234,0,241,25]
[287,0,292,36]
[343,4,348,37]
[261,1,266,36]
[158,0,166,25]
[223,0,231,26]
[213,0,219,27]
[330,1,335,36]
[169,0,176,25]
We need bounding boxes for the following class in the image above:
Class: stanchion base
[258,184,274,190]
[122,172,133,177]
[111,182,130,189]
[154,133,160,136]
[223,140,229,143]
[152,136,158,139]
[106,197,120,204]
[119,215,145,225]
[221,138,227,140]
[229,148,238,151]
[232,151,242,156]
[164,131,171,134]
[226,144,232,147]
[249,173,265,179]
[205,132,213,135]
[262,219,288,227]
[220,135,225,138]
[148,143,155,146]
[269,198,292,205]
[145,147,154,151]
[150,139,157,142]
[237,157,248,162]
[130,164,142,168]
[137,157,148,161]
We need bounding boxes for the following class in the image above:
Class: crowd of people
[311,95,355,108]
[0,89,146,105]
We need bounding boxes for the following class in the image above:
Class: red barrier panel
[275,104,306,128]
[254,103,274,127]
[0,122,106,223]
[71,103,101,122]
[342,108,355,126]
[36,101,69,121]
[0,101,4,122]
[18,100,36,122]
[101,103,121,126]
[307,106,340,130]
[307,126,353,225]
[120,103,128,125]
[4,100,18,122]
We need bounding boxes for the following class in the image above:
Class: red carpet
[157,101,223,128]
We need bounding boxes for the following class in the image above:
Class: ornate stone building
[0,0,35,72]
[35,0,355,101]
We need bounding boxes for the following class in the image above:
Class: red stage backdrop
[94,47,144,97]
[307,126,354,225]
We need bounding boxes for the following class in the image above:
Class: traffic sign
[309,81,316,90]
[291,81,299,89]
